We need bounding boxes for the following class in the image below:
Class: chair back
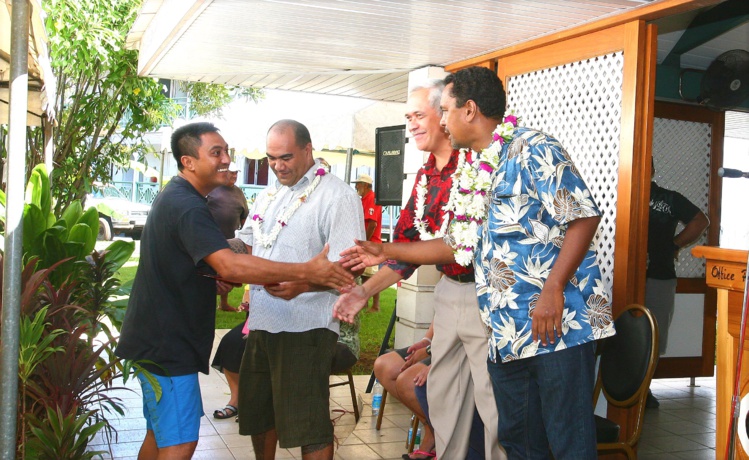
[599,304,659,407]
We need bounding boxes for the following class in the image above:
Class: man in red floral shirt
[334,80,503,460]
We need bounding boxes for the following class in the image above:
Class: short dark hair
[171,122,220,171]
[444,67,506,121]
[268,119,312,149]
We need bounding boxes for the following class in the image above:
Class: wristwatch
[426,344,431,356]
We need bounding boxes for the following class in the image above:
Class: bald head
[268,119,312,149]
[266,119,315,186]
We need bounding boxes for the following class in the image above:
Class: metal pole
[1,1,30,458]
[344,148,353,183]
[388,206,395,242]
[159,149,166,191]
[43,116,53,178]
[367,301,397,394]
[159,126,171,191]
[131,158,137,202]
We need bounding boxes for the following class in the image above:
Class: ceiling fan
[700,49,749,109]
[680,49,749,110]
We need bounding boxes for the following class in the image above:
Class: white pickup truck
[86,195,150,241]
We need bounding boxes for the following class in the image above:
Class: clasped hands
[260,243,375,301]
[338,239,387,272]
[403,339,431,386]
[333,239,386,323]
[266,244,358,298]
[402,339,429,370]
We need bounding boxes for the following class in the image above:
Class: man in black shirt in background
[645,158,709,408]
[207,161,249,311]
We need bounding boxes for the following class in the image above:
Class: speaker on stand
[374,125,406,206]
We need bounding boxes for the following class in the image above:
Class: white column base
[393,265,440,349]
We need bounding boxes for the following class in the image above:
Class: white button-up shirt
[238,161,365,334]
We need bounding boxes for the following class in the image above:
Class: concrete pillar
[393,66,449,349]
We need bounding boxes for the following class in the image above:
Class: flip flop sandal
[402,449,436,459]
[213,404,238,419]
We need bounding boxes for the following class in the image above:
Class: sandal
[402,449,436,459]
[213,404,238,419]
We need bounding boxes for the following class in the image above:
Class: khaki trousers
[427,277,505,459]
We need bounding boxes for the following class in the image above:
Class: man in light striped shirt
[236,119,365,460]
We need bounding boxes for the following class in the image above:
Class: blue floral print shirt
[474,127,616,363]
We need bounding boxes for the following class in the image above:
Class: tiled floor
[91,330,718,459]
[639,376,717,460]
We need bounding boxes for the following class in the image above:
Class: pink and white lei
[250,164,329,248]
[444,111,520,266]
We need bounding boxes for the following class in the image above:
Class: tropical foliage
[36,0,177,213]
[0,165,144,458]
[179,81,263,118]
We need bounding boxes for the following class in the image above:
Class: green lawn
[116,265,137,283]
[115,266,396,375]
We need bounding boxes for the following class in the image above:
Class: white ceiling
[127,0,748,137]
[127,0,659,102]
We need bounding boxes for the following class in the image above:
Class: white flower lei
[444,111,520,266]
[250,164,329,248]
[414,175,449,240]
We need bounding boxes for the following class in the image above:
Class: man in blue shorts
[115,122,354,459]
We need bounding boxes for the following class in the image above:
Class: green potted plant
[0,165,157,458]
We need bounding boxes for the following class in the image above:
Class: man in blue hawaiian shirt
[337,66,615,459]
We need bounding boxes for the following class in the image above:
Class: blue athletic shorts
[138,373,204,448]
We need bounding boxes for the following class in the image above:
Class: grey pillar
[1,1,30,458]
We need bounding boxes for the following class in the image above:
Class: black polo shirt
[116,176,230,376]
[646,181,701,280]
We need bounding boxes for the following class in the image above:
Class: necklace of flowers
[443,111,520,266]
[250,164,329,248]
[414,174,450,240]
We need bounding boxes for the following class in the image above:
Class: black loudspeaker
[375,125,406,206]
